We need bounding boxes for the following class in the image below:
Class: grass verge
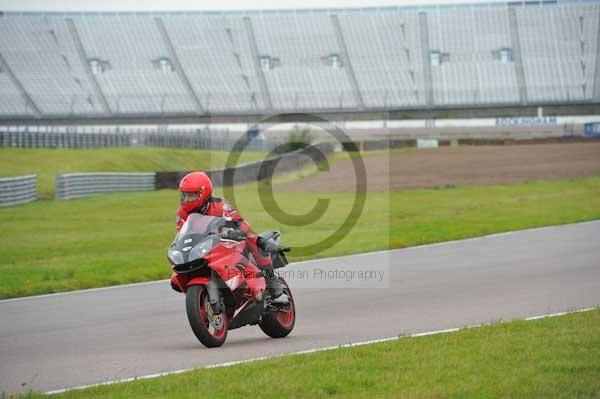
[0,177,599,299]
[0,147,265,198]
[17,308,600,398]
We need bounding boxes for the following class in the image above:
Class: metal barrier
[155,142,335,189]
[0,128,247,151]
[0,174,37,207]
[47,143,335,200]
[0,131,131,148]
[56,173,156,200]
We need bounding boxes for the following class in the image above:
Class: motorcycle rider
[176,171,286,301]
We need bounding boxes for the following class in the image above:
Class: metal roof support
[66,18,112,115]
[330,14,364,110]
[418,12,434,108]
[154,17,206,115]
[243,16,273,111]
[508,8,529,105]
[0,53,42,117]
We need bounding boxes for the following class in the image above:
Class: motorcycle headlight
[168,249,184,265]
[188,238,216,262]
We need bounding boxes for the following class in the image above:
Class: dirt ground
[277,143,600,192]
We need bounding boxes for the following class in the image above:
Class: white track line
[3,220,599,304]
[45,306,598,395]
[0,279,170,303]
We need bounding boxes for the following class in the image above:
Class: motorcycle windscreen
[171,215,226,265]
[177,214,226,240]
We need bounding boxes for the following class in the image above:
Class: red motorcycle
[168,214,296,347]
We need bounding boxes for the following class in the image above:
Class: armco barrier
[459,136,600,146]
[156,143,335,189]
[345,136,599,151]
[56,173,156,200]
[0,174,37,207]
[457,138,506,146]
[503,136,600,145]
[55,143,334,199]
[350,139,451,151]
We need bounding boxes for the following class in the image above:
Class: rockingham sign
[495,117,558,126]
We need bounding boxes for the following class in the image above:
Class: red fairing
[203,243,247,291]
[171,241,266,296]
[170,272,188,292]
[204,243,265,293]
[183,275,210,290]
[244,262,267,299]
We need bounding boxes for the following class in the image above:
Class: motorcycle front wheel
[259,277,296,338]
[186,284,228,348]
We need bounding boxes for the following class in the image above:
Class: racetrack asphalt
[1,221,599,394]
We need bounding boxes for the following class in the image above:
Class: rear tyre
[259,278,296,338]
[186,284,228,348]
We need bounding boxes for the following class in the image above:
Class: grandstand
[0,0,599,121]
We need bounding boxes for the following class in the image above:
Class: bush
[279,128,314,153]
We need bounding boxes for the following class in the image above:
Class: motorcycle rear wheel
[186,284,228,348]
[259,278,296,338]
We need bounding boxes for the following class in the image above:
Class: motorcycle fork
[206,277,223,314]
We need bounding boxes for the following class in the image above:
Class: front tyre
[186,284,228,348]
[259,278,296,338]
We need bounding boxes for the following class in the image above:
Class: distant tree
[280,127,314,153]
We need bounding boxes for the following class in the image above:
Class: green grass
[17,308,600,398]
[0,147,265,198]
[1,177,600,299]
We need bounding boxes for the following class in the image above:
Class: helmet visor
[180,191,200,204]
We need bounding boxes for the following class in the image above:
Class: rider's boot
[257,232,288,303]
[263,264,287,303]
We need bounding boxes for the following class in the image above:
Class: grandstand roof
[0,0,599,121]
[2,0,597,15]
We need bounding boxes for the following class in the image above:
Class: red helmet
[178,172,213,214]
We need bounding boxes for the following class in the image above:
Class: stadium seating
[338,10,426,108]
[516,3,599,102]
[251,12,357,110]
[0,1,598,117]
[0,15,101,115]
[162,15,261,113]
[73,15,196,114]
[428,7,520,105]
